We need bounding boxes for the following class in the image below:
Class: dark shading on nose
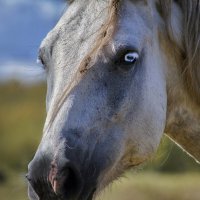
[48,160,83,199]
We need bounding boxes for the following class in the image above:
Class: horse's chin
[93,167,126,199]
[94,160,146,198]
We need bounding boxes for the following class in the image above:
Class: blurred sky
[0,0,66,83]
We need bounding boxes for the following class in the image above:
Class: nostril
[49,162,83,199]
[62,166,83,199]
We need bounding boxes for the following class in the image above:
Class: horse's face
[28,1,167,199]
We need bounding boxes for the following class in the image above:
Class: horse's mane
[46,0,200,130]
[159,0,200,104]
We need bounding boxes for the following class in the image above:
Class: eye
[124,52,139,64]
[37,55,46,69]
[37,47,48,70]
[113,50,139,71]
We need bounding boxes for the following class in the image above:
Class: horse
[27,0,200,199]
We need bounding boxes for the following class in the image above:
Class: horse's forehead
[58,0,150,30]
[46,0,111,37]
[40,1,153,99]
[41,0,150,54]
[41,0,110,59]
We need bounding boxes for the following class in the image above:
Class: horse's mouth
[28,179,96,200]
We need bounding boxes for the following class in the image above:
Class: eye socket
[37,55,46,69]
[37,47,48,70]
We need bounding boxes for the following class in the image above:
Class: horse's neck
[164,44,200,162]
[165,99,200,163]
[157,4,200,162]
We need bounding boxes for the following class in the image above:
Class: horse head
[28,1,200,200]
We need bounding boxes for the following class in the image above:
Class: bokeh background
[0,1,199,200]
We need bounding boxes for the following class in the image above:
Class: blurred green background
[0,82,200,200]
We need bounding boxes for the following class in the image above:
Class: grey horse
[27,0,200,200]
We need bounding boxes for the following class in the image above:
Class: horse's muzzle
[27,157,97,200]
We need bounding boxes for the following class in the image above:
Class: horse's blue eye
[113,50,139,71]
[124,52,139,63]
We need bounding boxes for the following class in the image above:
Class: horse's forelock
[46,0,120,131]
